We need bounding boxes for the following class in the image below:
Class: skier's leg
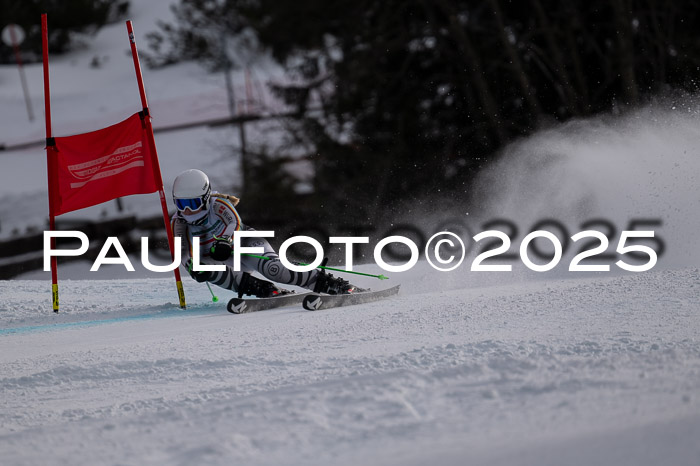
[206,266,245,292]
[240,236,359,294]
[240,236,319,288]
[205,265,288,298]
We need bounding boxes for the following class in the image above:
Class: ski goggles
[175,197,205,212]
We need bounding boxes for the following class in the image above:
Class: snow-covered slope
[1,2,700,465]
[1,265,699,465]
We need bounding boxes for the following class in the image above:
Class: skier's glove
[210,237,233,261]
[190,269,213,282]
[186,259,213,282]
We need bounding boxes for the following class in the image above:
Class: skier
[171,169,358,298]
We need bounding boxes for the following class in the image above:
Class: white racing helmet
[172,169,211,223]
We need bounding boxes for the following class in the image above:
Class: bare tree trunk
[611,0,639,104]
[562,0,590,112]
[430,0,507,144]
[646,0,667,85]
[487,0,543,119]
[530,0,580,115]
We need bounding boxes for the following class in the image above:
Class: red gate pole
[41,14,60,313]
[126,20,186,309]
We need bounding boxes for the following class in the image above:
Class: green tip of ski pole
[378,275,389,280]
[205,282,219,303]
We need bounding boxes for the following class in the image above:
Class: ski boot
[237,273,291,298]
[313,271,359,295]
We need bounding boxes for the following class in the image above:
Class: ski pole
[243,253,389,280]
[189,259,219,302]
[206,282,219,303]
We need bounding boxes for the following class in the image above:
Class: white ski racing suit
[171,195,319,293]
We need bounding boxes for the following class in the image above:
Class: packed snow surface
[1,1,700,465]
[1,264,699,465]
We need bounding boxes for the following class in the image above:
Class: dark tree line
[0,1,129,63]
[148,0,700,221]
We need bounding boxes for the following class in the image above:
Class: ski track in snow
[1,265,699,465]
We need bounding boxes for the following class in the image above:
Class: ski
[227,292,310,314]
[302,285,400,311]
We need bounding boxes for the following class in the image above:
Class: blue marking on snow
[0,306,220,336]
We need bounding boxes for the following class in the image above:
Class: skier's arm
[211,197,242,238]
[171,215,192,269]
[171,214,217,281]
[205,198,241,261]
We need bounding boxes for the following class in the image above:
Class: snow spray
[470,100,700,270]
